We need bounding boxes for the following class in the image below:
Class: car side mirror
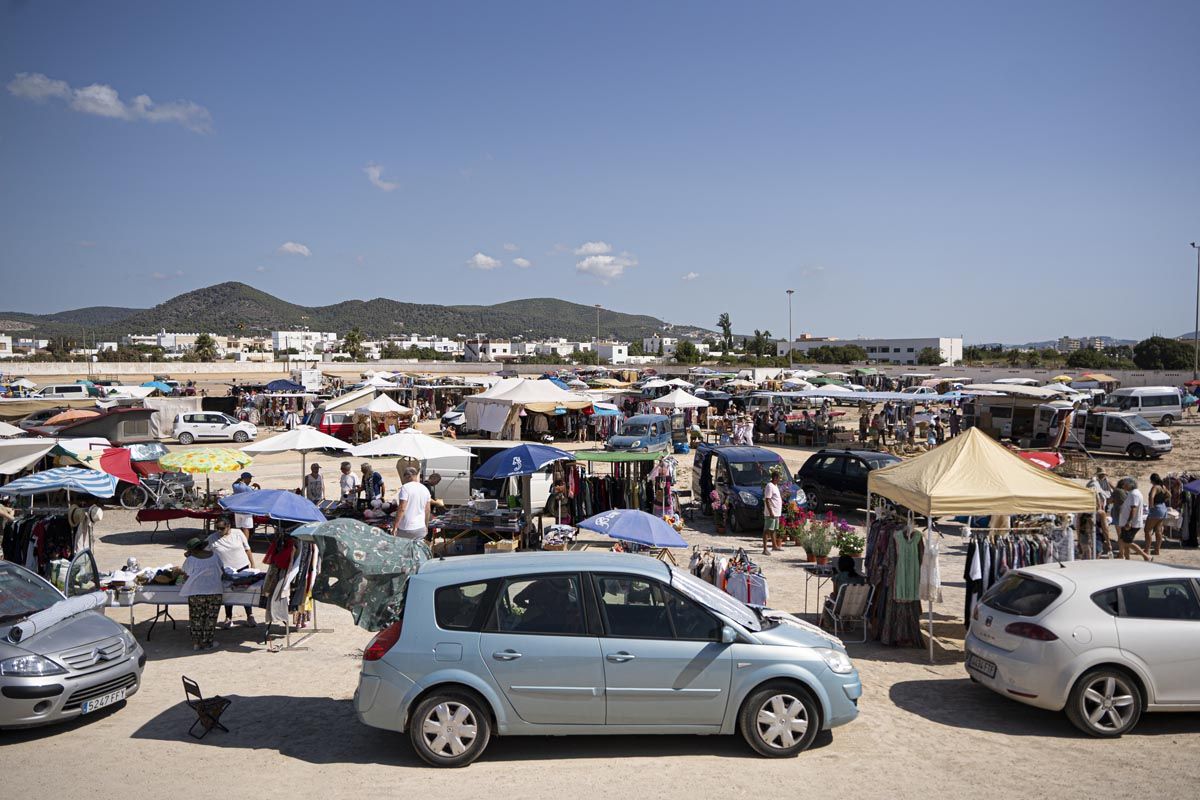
[720,625,737,645]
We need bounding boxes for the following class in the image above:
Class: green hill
[0,282,707,342]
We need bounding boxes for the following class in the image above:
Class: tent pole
[927,516,934,663]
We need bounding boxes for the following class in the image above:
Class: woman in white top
[180,537,225,651]
[207,518,257,627]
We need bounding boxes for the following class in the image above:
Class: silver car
[965,561,1200,737]
[0,551,144,729]
[356,551,861,766]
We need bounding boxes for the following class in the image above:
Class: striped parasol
[0,466,117,498]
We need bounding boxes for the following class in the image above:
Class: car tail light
[363,621,402,661]
[1004,622,1058,641]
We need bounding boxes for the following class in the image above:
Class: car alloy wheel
[178,432,194,445]
[739,684,819,757]
[233,431,249,443]
[1127,443,1146,460]
[409,692,491,767]
[1067,669,1142,737]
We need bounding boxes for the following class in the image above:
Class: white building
[464,338,514,362]
[595,342,629,364]
[776,336,963,366]
[272,330,337,355]
[0,335,12,359]
[643,336,677,356]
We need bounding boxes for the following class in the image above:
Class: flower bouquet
[831,519,865,557]
[709,489,726,534]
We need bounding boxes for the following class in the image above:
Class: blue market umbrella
[578,509,687,548]
[219,489,326,523]
[474,443,575,480]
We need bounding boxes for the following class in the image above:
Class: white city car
[965,561,1200,737]
[173,412,258,445]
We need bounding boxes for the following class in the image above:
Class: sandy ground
[4,416,1200,799]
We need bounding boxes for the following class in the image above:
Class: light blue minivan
[355,552,860,766]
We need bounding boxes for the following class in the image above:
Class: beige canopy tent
[464,378,591,438]
[866,427,1095,660]
[354,394,413,441]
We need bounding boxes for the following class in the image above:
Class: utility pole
[594,304,602,362]
[1192,242,1199,381]
[786,289,795,369]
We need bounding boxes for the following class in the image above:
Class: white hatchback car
[965,561,1200,737]
[174,412,258,445]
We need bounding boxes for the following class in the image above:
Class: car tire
[177,432,194,445]
[1065,668,1142,738]
[739,682,820,757]
[233,431,250,443]
[408,691,492,767]
[1160,415,1174,427]
[1127,443,1146,460]
[728,510,742,533]
[806,488,823,511]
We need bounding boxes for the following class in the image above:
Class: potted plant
[807,527,832,565]
[710,490,726,534]
[832,521,865,558]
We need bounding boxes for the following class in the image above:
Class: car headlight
[630,440,641,449]
[814,647,854,675]
[121,630,137,654]
[0,654,67,677]
[792,488,808,505]
[738,490,758,506]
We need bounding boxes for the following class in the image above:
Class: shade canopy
[45,409,100,426]
[649,388,710,409]
[267,379,305,392]
[242,426,349,456]
[0,421,25,437]
[159,448,254,474]
[356,394,411,415]
[362,374,397,387]
[0,466,117,498]
[639,378,670,389]
[349,428,468,460]
[141,380,173,393]
[867,428,1095,516]
[220,489,326,523]
[665,378,694,388]
[474,443,574,479]
[578,509,686,548]
[10,378,36,389]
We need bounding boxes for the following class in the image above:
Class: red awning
[1018,451,1064,470]
[99,447,140,484]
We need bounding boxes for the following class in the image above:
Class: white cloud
[278,241,311,257]
[363,162,398,192]
[574,241,612,256]
[150,271,167,280]
[682,271,699,281]
[513,257,532,268]
[576,251,638,282]
[7,72,212,133]
[503,242,519,252]
[256,265,269,273]
[466,251,501,270]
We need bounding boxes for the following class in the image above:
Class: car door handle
[492,650,523,661]
[606,652,636,663]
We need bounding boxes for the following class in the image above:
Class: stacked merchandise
[688,547,769,607]
[258,532,320,629]
[864,515,924,648]
[1,512,74,577]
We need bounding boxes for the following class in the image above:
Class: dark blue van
[692,445,805,531]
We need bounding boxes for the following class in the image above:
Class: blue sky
[1,1,1197,343]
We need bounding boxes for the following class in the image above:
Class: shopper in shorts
[1116,476,1152,562]
[762,470,784,555]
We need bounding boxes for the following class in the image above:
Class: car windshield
[728,460,790,485]
[1127,415,1155,432]
[623,424,649,436]
[0,564,63,625]
[669,567,760,631]
[865,455,899,468]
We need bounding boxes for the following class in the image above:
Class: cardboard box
[485,539,519,553]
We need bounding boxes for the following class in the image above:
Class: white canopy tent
[649,388,710,409]
[362,374,398,388]
[242,425,351,487]
[356,395,411,415]
[0,421,25,438]
[349,428,468,460]
[464,378,591,437]
[0,439,58,475]
[665,378,695,388]
[639,379,671,390]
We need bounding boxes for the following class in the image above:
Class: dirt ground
[4,411,1200,799]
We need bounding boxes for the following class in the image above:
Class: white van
[1051,410,1172,459]
[1106,387,1183,426]
[461,440,554,511]
[31,384,90,400]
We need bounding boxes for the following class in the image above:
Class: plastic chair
[821,583,874,643]
[182,676,231,739]
[673,489,697,521]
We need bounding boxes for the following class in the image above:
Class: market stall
[866,428,1095,660]
[463,378,591,439]
[353,394,412,441]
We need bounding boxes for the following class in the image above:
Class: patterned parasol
[159,447,253,474]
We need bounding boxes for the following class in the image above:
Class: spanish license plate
[81,688,126,714]
[967,653,997,679]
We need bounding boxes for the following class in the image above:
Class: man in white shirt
[339,461,359,503]
[762,470,784,556]
[1117,477,1151,561]
[392,466,432,540]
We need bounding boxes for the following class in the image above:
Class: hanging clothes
[919,534,942,603]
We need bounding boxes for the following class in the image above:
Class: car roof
[701,445,782,463]
[1018,560,1200,591]
[625,414,669,423]
[416,551,672,583]
[814,448,900,461]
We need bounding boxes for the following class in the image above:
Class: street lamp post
[594,304,602,364]
[1192,242,1199,381]
[786,289,795,369]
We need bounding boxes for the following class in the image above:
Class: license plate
[81,688,126,714]
[967,653,997,679]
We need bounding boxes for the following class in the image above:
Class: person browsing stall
[339,461,359,502]
[207,518,257,628]
[304,463,325,504]
[391,466,432,540]
[361,462,384,504]
[762,470,784,556]
[231,471,257,532]
[179,537,224,651]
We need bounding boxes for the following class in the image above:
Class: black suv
[797,449,901,510]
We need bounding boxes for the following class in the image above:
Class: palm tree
[344,327,366,360]
[193,333,218,362]
[717,313,733,352]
